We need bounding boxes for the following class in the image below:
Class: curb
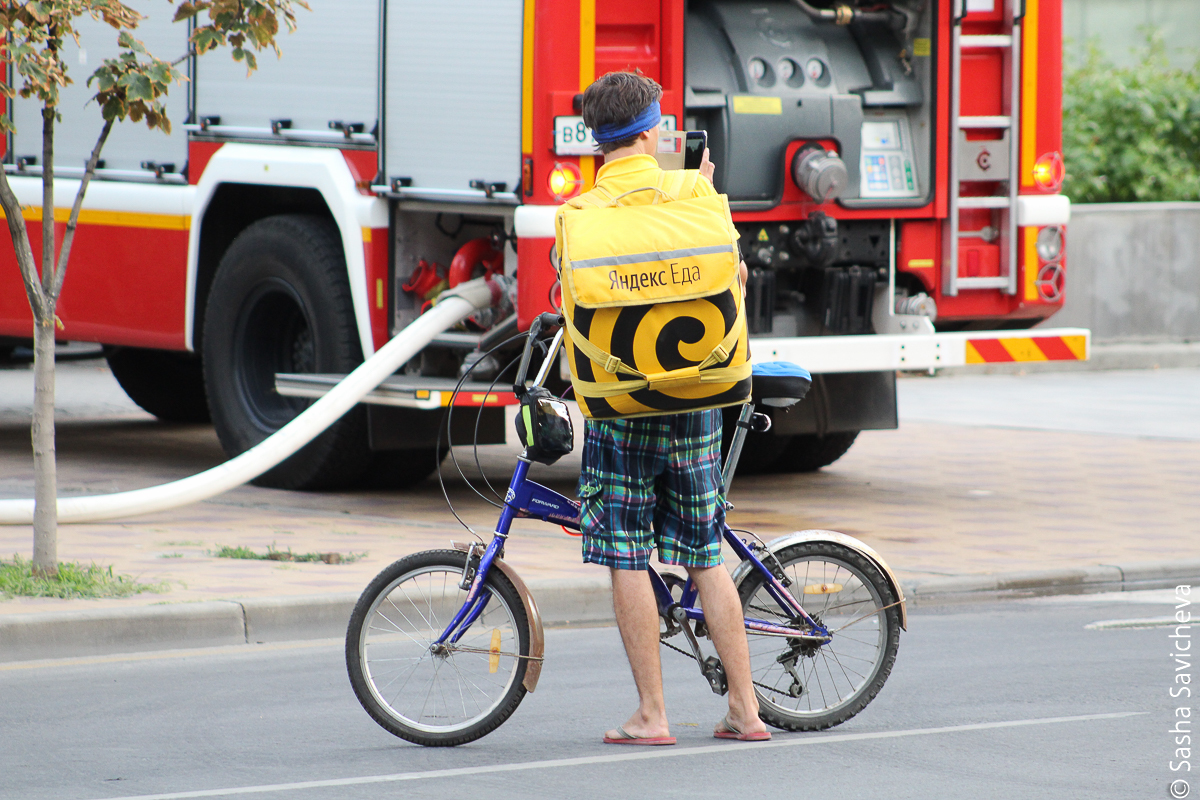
[902,559,1200,605]
[3,561,1199,664]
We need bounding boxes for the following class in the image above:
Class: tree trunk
[31,316,57,577]
[31,106,58,578]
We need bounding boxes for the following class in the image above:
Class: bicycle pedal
[701,656,728,696]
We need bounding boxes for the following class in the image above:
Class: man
[572,71,768,745]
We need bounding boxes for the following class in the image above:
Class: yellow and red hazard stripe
[965,334,1086,364]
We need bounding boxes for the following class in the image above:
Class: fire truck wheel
[202,214,372,490]
[720,409,792,476]
[105,347,210,423]
[364,448,449,488]
[769,431,860,473]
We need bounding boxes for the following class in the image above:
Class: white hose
[0,278,497,524]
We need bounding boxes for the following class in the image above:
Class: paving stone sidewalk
[0,360,1197,655]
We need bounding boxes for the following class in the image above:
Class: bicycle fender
[729,530,907,631]
[453,542,546,691]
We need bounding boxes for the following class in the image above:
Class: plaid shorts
[577,409,725,571]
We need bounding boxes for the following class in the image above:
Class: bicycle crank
[671,607,729,696]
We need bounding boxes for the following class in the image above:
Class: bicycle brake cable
[472,352,524,503]
[442,334,528,507]
[729,528,792,585]
[435,332,532,534]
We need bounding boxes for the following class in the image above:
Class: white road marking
[1085,616,1179,630]
[0,639,343,673]
[88,711,1145,800]
[1040,589,1180,605]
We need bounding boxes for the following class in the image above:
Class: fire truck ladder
[944,0,1024,297]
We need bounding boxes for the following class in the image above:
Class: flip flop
[713,715,771,741]
[603,726,676,746]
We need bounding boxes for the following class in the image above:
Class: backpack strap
[563,288,751,398]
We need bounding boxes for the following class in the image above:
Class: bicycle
[346,313,906,747]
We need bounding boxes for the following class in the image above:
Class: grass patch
[211,544,365,565]
[0,555,171,600]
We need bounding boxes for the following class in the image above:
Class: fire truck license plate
[553,115,676,157]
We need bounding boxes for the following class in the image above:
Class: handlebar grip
[513,315,543,396]
[538,312,565,329]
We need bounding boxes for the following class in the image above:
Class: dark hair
[581,72,663,154]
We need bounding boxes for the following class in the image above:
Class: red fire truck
[0,0,1082,490]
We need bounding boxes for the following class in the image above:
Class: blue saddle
[750,362,812,408]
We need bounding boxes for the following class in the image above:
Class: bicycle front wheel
[737,541,901,731]
[346,549,530,746]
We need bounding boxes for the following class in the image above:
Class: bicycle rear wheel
[737,541,900,731]
[346,549,530,746]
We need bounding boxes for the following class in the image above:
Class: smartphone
[654,130,708,170]
[683,130,707,170]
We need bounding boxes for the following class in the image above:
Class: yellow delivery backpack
[554,169,752,420]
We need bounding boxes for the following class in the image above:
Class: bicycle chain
[659,636,796,698]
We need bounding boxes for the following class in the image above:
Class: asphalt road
[0,590,1181,800]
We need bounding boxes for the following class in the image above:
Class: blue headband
[592,102,662,145]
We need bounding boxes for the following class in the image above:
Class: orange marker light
[549,162,583,201]
[1033,151,1065,192]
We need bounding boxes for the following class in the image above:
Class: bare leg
[686,563,768,737]
[607,567,671,740]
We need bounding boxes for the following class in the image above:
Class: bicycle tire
[346,549,531,746]
[736,541,900,731]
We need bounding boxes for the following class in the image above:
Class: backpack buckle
[647,366,702,391]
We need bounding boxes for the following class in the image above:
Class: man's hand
[699,147,715,183]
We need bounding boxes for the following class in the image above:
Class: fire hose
[0,277,498,524]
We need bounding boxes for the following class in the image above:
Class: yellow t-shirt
[589,153,716,205]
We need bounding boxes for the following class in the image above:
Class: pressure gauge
[778,58,795,81]
[748,58,768,82]
[805,58,826,82]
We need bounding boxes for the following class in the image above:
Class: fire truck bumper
[750,328,1090,374]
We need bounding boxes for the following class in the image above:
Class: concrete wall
[1050,203,1200,343]
[1063,0,1200,68]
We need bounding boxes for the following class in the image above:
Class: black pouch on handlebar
[514,387,574,465]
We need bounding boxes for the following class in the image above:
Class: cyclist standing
[564,71,769,745]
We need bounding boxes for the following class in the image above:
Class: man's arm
[698,147,747,289]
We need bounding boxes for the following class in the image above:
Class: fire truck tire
[770,431,860,473]
[720,409,792,475]
[365,448,449,488]
[105,347,210,423]
[202,214,372,490]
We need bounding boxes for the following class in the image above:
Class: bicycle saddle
[750,362,812,408]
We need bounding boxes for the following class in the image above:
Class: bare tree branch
[52,117,114,300]
[0,169,46,318]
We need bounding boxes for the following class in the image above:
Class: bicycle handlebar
[513,313,565,396]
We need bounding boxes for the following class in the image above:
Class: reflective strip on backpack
[569,243,738,271]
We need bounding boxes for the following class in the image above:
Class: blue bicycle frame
[431,456,833,650]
